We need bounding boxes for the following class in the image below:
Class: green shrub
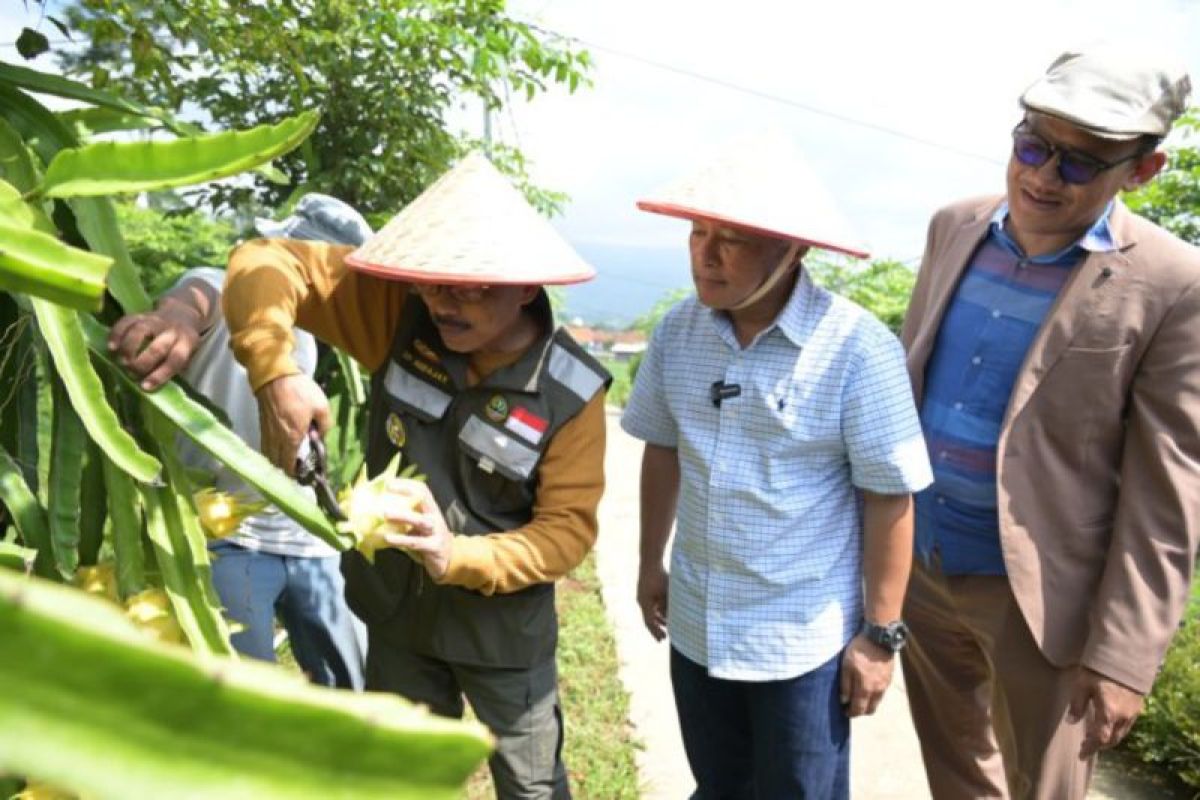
[806,258,916,335]
[114,200,238,297]
[1126,577,1200,791]
[603,358,632,408]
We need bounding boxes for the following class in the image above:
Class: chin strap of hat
[730,242,804,312]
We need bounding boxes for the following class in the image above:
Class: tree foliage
[806,258,916,334]
[1124,110,1200,246]
[56,0,590,217]
[114,200,238,297]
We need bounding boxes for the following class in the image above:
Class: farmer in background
[222,153,609,800]
[108,194,369,689]
[622,133,933,798]
[900,45,1200,798]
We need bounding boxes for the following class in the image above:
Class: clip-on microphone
[710,380,741,408]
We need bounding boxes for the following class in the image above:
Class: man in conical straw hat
[223,153,610,799]
[621,131,933,798]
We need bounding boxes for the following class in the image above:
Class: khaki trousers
[901,559,1095,800]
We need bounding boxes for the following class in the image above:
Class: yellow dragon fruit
[193,488,268,539]
[124,588,184,644]
[337,453,424,563]
[11,780,79,799]
[73,563,119,605]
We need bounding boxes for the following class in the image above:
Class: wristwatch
[860,619,910,655]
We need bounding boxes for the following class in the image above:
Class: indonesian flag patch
[505,406,549,445]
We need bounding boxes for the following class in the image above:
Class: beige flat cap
[1021,45,1191,140]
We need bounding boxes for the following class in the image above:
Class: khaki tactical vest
[342,292,610,668]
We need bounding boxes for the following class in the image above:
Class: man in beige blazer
[900,46,1200,799]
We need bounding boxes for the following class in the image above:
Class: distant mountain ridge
[562,243,692,326]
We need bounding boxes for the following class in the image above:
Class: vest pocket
[383,361,452,423]
[458,415,540,481]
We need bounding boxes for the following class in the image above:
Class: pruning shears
[294,425,346,522]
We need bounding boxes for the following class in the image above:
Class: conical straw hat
[637,131,869,259]
[345,152,595,285]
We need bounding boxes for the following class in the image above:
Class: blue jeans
[671,647,849,800]
[209,541,365,690]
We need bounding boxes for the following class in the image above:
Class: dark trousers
[671,647,849,800]
[366,629,570,800]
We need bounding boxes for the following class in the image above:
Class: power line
[11,24,999,167]
[523,21,1005,168]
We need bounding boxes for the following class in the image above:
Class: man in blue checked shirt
[623,132,933,799]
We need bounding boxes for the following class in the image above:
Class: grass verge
[464,552,641,798]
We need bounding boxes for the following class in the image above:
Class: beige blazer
[902,196,1200,693]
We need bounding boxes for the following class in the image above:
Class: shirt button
[939,450,948,459]
[991,309,1002,319]
[972,356,983,365]
[936,496,946,505]
[953,402,964,411]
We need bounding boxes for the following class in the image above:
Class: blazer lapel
[909,204,994,403]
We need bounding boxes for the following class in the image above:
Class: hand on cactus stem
[255,373,331,475]
[380,479,454,581]
[108,302,204,390]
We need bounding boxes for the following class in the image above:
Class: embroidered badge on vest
[505,406,549,445]
[385,412,407,448]
[485,393,509,423]
[413,339,440,363]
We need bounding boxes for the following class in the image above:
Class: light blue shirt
[622,271,932,680]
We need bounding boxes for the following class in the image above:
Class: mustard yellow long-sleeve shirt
[223,239,606,595]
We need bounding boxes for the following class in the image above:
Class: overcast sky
[4,1,1200,313]
[499,0,1200,266]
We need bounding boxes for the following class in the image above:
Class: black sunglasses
[1010,124,1148,185]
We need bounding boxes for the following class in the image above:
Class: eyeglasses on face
[1010,123,1148,186]
[412,283,492,303]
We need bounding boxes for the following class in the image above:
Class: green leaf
[100,449,145,598]
[46,375,85,577]
[336,349,368,405]
[0,223,110,311]
[45,16,73,42]
[0,443,55,579]
[255,160,290,184]
[138,468,233,656]
[0,178,54,234]
[0,116,42,193]
[0,568,492,799]
[15,29,50,61]
[40,111,320,198]
[80,316,351,551]
[0,59,178,131]
[78,441,106,565]
[0,538,37,573]
[0,83,151,313]
[31,299,162,483]
[142,402,234,655]
[57,107,161,137]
